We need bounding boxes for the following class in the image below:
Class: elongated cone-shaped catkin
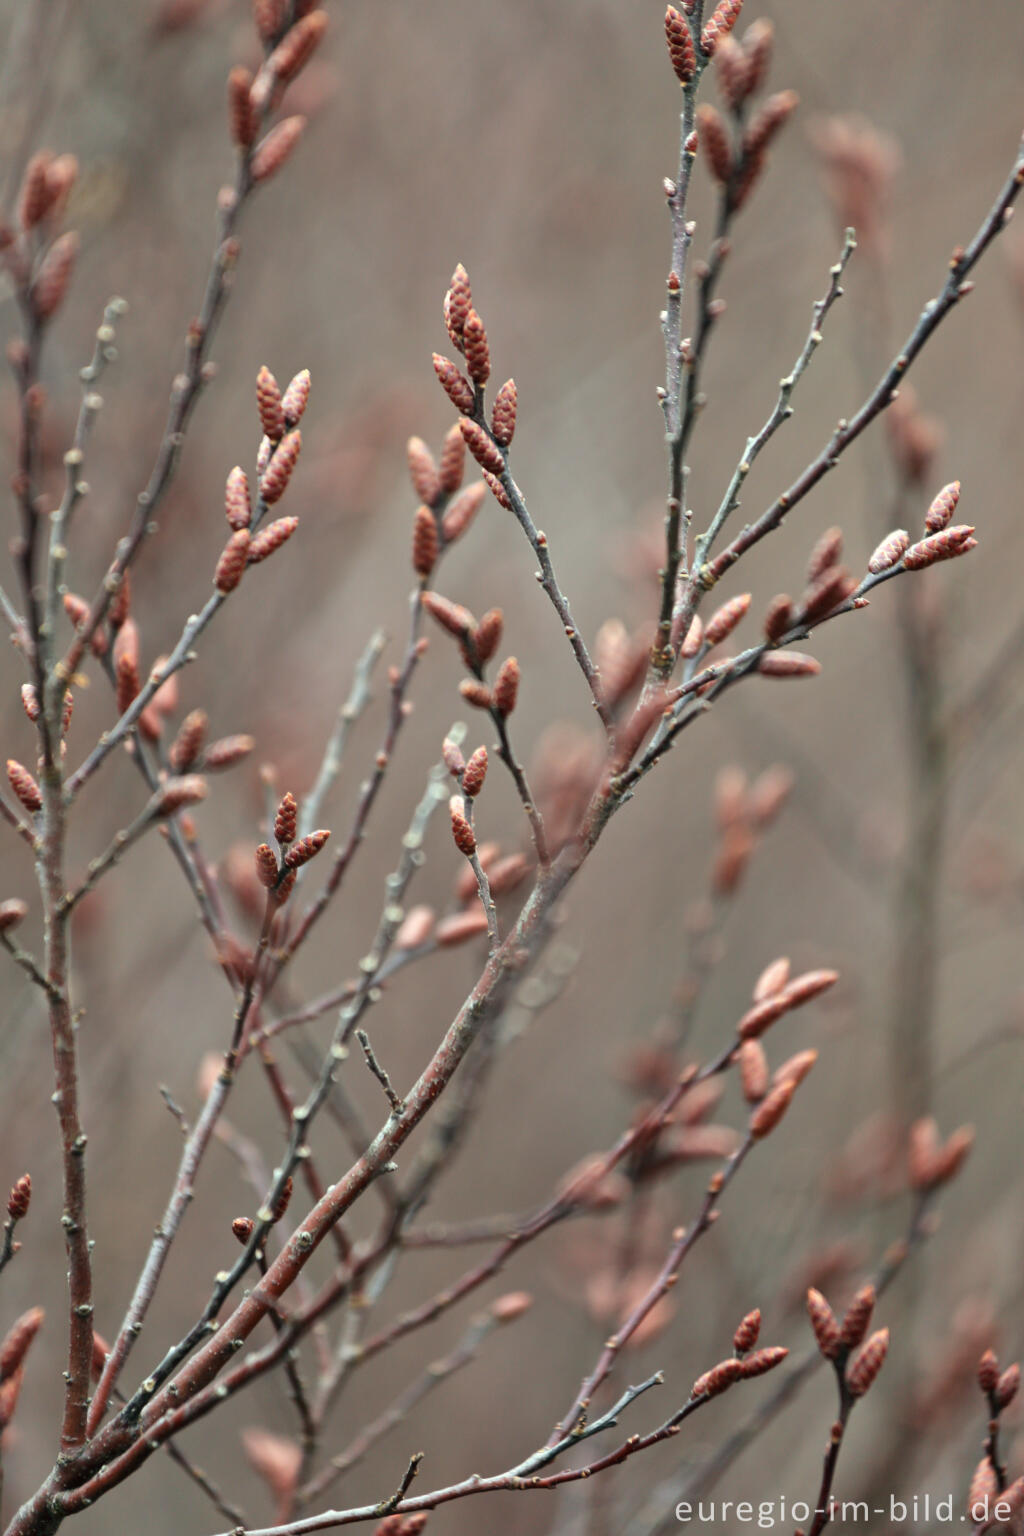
[447,263,472,343]
[997,1363,1021,1409]
[406,437,440,506]
[7,1174,30,1219]
[256,366,285,441]
[0,1308,44,1381]
[225,466,252,530]
[494,656,520,716]
[284,829,330,869]
[170,710,208,772]
[274,791,297,845]
[733,1309,761,1354]
[762,594,794,644]
[438,423,465,494]
[839,1284,875,1350]
[492,379,517,447]
[7,761,42,814]
[0,900,28,933]
[63,593,106,655]
[741,1345,788,1378]
[744,90,799,158]
[412,506,439,577]
[281,368,311,425]
[255,843,279,888]
[268,11,326,83]
[261,430,301,503]
[705,592,751,646]
[967,1459,998,1519]
[978,1348,1000,1395]
[800,567,856,625]
[483,469,512,509]
[868,529,909,574]
[215,529,250,592]
[421,591,473,639]
[459,417,505,476]
[227,67,257,147]
[757,651,821,678]
[903,524,976,570]
[696,103,733,183]
[158,776,208,814]
[436,908,489,945]
[20,684,39,722]
[250,116,306,183]
[395,905,435,950]
[742,17,773,94]
[692,1357,744,1399]
[252,0,287,41]
[433,353,475,414]
[928,1124,974,1186]
[450,799,476,858]
[806,1288,841,1358]
[925,480,960,533]
[248,516,299,565]
[773,1048,817,1090]
[462,746,488,798]
[739,1040,769,1103]
[474,608,503,663]
[442,482,485,542]
[807,527,843,584]
[204,735,254,770]
[701,0,743,55]
[665,6,696,83]
[18,152,52,231]
[750,1078,795,1138]
[847,1328,889,1396]
[32,232,78,320]
[462,308,490,385]
[753,956,790,1001]
[784,968,839,1008]
[460,679,492,709]
[715,35,750,108]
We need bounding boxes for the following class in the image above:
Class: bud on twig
[7,761,42,814]
[450,798,476,857]
[806,1288,841,1359]
[494,656,520,717]
[250,116,307,183]
[215,529,251,593]
[248,516,299,565]
[459,418,505,476]
[733,1309,761,1354]
[839,1284,875,1350]
[32,232,78,320]
[227,68,257,148]
[261,431,302,504]
[665,7,696,85]
[924,480,960,533]
[846,1327,889,1396]
[0,900,28,933]
[6,1175,30,1220]
[462,746,488,798]
[462,308,490,385]
[491,379,517,447]
[433,354,475,414]
[412,506,439,577]
[867,529,909,574]
[406,437,440,507]
[284,830,330,869]
[442,483,485,542]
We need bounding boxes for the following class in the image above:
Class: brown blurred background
[1,1,1024,1532]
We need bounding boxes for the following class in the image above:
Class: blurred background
[1,1,1023,1532]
